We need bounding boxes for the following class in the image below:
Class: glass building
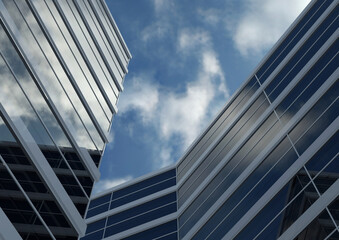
[0,0,131,239]
[83,0,338,239]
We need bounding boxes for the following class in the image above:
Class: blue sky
[93,0,310,194]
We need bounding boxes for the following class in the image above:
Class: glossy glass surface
[2,0,103,150]
[180,112,285,237]
[233,177,317,240]
[293,207,338,240]
[110,177,176,210]
[265,6,338,103]
[113,169,176,199]
[76,0,123,84]
[89,0,128,69]
[86,203,109,218]
[177,78,259,180]
[104,202,176,237]
[58,0,119,106]
[121,220,177,240]
[289,81,338,154]
[107,192,176,226]
[234,132,338,240]
[178,93,268,206]
[0,160,55,239]
[0,27,89,205]
[257,0,333,83]
[86,169,176,218]
[0,116,73,233]
[33,0,112,129]
[276,39,338,125]
[181,137,297,238]
[92,0,128,64]
[86,218,106,234]
[88,193,112,209]
[80,229,104,240]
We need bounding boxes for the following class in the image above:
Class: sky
[93,0,311,194]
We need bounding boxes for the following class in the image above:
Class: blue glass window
[122,220,177,240]
[88,193,111,209]
[104,203,177,237]
[265,6,338,103]
[112,169,175,199]
[86,203,109,218]
[110,177,176,209]
[86,219,106,234]
[257,0,333,82]
[107,192,176,226]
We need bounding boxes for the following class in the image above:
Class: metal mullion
[0,50,90,200]
[74,0,123,92]
[186,118,281,238]
[182,71,337,239]
[98,0,131,59]
[0,12,100,181]
[67,0,120,101]
[265,14,338,100]
[111,176,176,204]
[277,179,339,240]
[249,149,337,240]
[324,228,339,240]
[177,1,337,185]
[105,200,176,230]
[276,51,338,121]
[179,31,338,212]
[82,0,123,79]
[251,179,319,240]
[88,0,127,74]
[44,0,111,122]
[0,155,56,240]
[266,75,332,235]
[28,0,108,143]
[107,213,177,240]
[177,79,259,180]
[53,0,117,115]
[9,0,100,152]
[221,119,338,240]
[257,0,327,81]
[178,91,268,205]
[180,143,295,233]
[96,0,129,64]
[28,0,109,144]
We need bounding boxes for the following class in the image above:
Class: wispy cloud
[197,8,223,26]
[141,0,175,42]
[93,176,133,195]
[152,0,173,14]
[178,28,211,53]
[119,74,159,124]
[228,0,311,56]
[197,0,310,57]
[118,27,229,169]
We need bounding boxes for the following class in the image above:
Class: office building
[83,0,338,239]
[0,0,131,239]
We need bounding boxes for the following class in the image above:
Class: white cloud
[229,0,311,56]
[152,0,171,13]
[118,47,229,169]
[119,75,159,124]
[178,29,211,52]
[141,0,175,42]
[198,8,222,25]
[141,21,170,42]
[159,49,228,147]
[93,176,133,194]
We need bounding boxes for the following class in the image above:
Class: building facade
[83,0,338,239]
[0,0,131,239]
